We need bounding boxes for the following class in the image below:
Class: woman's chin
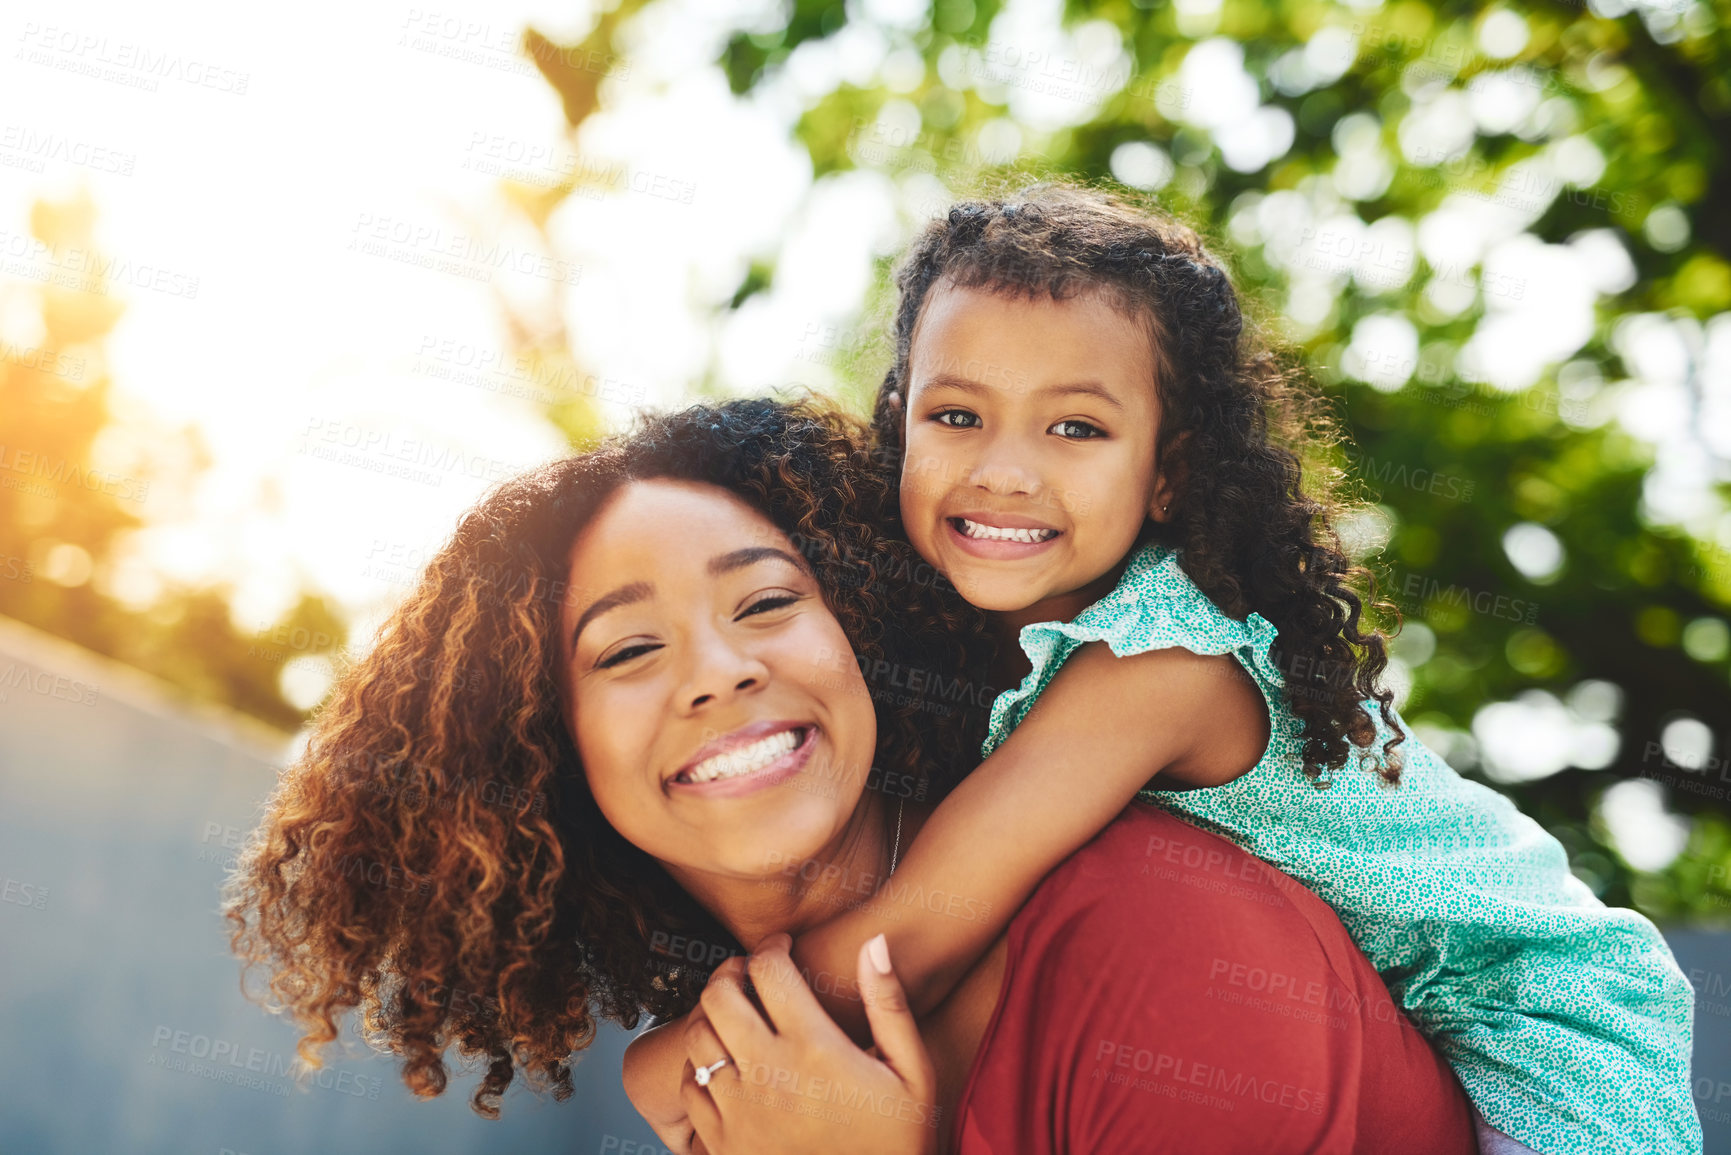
[687,791,866,886]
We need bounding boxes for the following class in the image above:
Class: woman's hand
[679,932,941,1155]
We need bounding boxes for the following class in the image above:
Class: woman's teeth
[682,729,801,784]
[957,518,1057,544]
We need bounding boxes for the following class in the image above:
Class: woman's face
[559,479,878,883]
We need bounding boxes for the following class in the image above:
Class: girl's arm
[622,642,1268,1123]
[794,641,1270,1040]
[623,1017,698,1154]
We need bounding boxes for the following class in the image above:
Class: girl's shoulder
[983,543,1291,758]
[1070,542,1279,660]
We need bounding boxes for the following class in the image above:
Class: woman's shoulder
[1008,802,1331,963]
[956,801,1480,1154]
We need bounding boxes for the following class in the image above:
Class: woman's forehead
[575,480,782,555]
[561,480,800,617]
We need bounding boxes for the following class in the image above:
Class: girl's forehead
[907,282,1159,392]
[914,279,1153,345]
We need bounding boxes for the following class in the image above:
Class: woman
[226,399,1476,1152]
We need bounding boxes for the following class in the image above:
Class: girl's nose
[968,452,1041,497]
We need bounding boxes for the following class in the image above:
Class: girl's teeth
[960,519,1056,544]
[686,729,800,783]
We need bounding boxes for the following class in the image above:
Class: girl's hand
[622,1014,698,1155]
[679,932,940,1155]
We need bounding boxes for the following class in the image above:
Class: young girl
[627,187,1699,1155]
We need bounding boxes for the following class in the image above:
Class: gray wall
[0,617,1724,1152]
[0,619,660,1155]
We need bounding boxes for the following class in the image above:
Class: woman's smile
[667,721,818,797]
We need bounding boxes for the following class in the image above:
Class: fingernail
[867,933,892,976]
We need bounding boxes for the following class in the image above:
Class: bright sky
[0,0,841,646]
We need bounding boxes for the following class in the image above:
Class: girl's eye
[739,594,802,619]
[933,409,980,429]
[1049,418,1105,439]
[596,642,660,670]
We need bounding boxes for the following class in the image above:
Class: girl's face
[558,479,878,884]
[900,280,1176,622]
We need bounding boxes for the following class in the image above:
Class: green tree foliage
[0,191,341,732]
[527,0,1731,921]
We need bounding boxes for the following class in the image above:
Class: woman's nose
[680,630,769,712]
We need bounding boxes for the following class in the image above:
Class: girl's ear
[1148,431,1190,523]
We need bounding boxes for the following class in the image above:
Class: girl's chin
[946,572,1048,613]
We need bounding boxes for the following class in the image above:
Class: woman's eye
[933,409,980,429]
[596,642,660,670]
[739,594,802,619]
[1049,418,1105,439]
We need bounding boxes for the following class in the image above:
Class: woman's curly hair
[873,183,1404,785]
[224,397,989,1118]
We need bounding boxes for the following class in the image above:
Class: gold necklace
[890,795,905,874]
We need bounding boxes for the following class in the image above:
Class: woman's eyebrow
[707,546,805,576]
[570,581,652,649]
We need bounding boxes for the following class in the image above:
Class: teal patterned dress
[981,542,1700,1155]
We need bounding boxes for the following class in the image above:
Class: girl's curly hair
[224,397,989,1118]
[873,183,1403,785]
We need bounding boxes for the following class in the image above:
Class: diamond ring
[693,1057,729,1087]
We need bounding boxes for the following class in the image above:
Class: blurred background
[1,0,1728,1150]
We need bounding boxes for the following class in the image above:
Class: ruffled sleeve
[982,544,1286,758]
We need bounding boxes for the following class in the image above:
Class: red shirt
[953,802,1477,1154]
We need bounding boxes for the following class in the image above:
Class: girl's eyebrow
[924,371,1124,411]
